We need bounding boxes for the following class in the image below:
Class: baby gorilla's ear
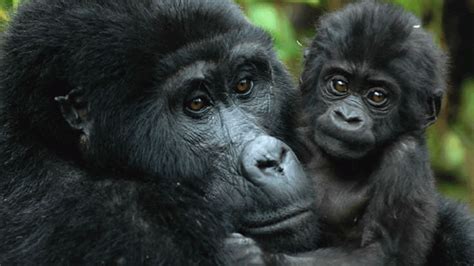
[424,92,443,128]
[54,87,91,133]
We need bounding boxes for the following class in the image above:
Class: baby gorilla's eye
[367,89,388,106]
[185,96,210,112]
[235,79,253,95]
[331,79,349,94]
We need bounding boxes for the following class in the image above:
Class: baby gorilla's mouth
[240,204,313,235]
[314,127,374,160]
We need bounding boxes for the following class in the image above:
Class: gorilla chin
[236,135,318,252]
[240,203,317,252]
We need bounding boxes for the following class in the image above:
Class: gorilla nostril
[256,157,285,173]
[346,116,362,124]
[280,147,288,160]
[334,110,345,120]
[258,147,288,171]
[241,136,301,182]
[256,159,279,170]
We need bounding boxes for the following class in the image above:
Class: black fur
[427,197,474,265]
[0,0,319,264]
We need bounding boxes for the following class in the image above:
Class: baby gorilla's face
[300,3,445,160]
[306,60,400,159]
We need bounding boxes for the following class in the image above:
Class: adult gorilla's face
[47,1,317,252]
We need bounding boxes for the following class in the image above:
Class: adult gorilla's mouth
[240,204,313,235]
[234,136,318,252]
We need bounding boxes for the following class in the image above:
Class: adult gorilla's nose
[240,136,305,186]
[238,136,317,253]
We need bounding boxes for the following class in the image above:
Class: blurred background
[0,0,472,209]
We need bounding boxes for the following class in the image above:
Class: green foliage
[240,0,320,4]
[438,181,470,202]
[443,131,465,170]
[459,79,474,133]
[0,0,18,30]
[245,2,300,62]
[0,0,14,9]
[390,0,424,17]
[429,78,474,188]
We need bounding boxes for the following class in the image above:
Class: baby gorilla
[298,2,446,265]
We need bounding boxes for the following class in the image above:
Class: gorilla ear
[54,88,91,132]
[424,93,443,128]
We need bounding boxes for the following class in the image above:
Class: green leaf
[442,131,466,169]
[390,0,423,17]
[246,3,300,61]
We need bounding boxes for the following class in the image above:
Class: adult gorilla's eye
[331,79,349,94]
[185,96,210,112]
[367,89,388,106]
[235,79,253,95]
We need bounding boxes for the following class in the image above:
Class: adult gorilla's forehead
[154,27,275,85]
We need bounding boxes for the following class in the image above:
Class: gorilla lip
[314,127,373,159]
[240,206,313,235]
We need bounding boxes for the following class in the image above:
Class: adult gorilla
[0,0,318,264]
